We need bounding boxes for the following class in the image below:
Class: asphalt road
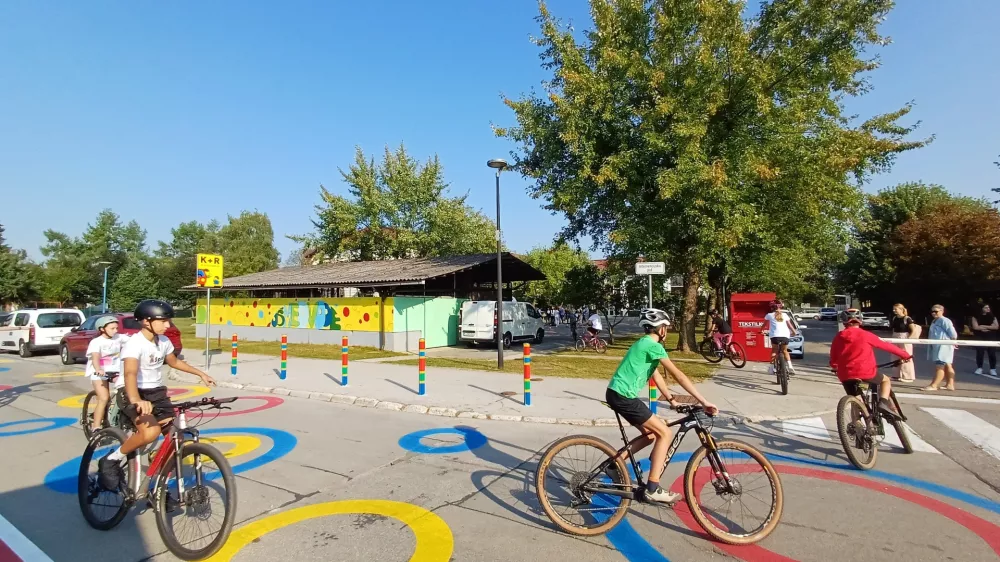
[1,329,999,562]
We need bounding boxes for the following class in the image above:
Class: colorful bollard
[231,334,238,376]
[649,379,658,414]
[523,343,532,406]
[418,338,426,395]
[341,336,349,386]
[279,335,287,380]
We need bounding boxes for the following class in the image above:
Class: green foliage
[0,225,40,304]
[154,220,223,306]
[498,0,927,348]
[298,145,497,261]
[218,211,280,277]
[108,259,160,312]
[517,242,593,307]
[561,261,646,342]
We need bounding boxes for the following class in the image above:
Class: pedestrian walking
[890,303,919,382]
[971,303,998,376]
[569,307,579,341]
[923,304,959,391]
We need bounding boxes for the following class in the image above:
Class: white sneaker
[975,368,984,375]
[768,366,775,376]
[992,369,998,377]
[646,486,681,504]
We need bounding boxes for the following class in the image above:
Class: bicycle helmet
[638,308,671,329]
[94,315,119,332]
[840,308,862,325]
[770,299,783,312]
[134,299,174,321]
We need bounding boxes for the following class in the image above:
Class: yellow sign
[197,253,224,288]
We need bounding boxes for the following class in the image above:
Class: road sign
[196,253,224,288]
[635,262,665,275]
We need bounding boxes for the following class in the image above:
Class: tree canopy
[516,242,593,307]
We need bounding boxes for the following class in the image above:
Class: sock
[107,447,124,461]
[646,480,660,493]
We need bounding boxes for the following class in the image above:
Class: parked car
[0,313,10,328]
[795,307,820,322]
[861,311,891,330]
[819,307,838,321]
[787,332,805,358]
[59,313,184,365]
[459,300,545,349]
[1,308,86,357]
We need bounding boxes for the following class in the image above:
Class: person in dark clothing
[971,303,999,377]
[709,309,733,351]
[568,307,579,341]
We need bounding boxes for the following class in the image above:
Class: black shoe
[97,454,124,491]
[878,398,899,419]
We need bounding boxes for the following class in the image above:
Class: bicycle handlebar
[877,359,904,369]
[673,403,713,417]
[172,396,238,412]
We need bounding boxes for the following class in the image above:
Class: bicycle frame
[124,409,201,506]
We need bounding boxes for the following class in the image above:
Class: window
[36,313,82,328]
[78,317,98,331]
[0,315,11,327]
[525,305,541,319]
[14,313,29,327]
[122,317,143,331]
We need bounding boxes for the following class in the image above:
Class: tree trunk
[704,291,717,337]
[678,266,701,352]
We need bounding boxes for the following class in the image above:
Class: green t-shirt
[608,335,668,399]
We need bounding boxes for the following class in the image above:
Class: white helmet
[638,308,671,328]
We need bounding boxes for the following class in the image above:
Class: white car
[861,311,891,330]
[819,307,838,321]
[795,308,820,322]
[459,300,546,349]
[787,332,805,358]
[0,308,85,357]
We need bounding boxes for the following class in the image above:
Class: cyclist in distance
[708,309,733,351]
[97,299,216,490]
[586,309,603,343]
[764,299,797,375]
[830,309,912,417]
[605,308,719,503]
[85,315,130,433]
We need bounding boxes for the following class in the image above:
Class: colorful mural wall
[196,297,393,332]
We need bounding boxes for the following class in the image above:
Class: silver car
[861,311,891,330]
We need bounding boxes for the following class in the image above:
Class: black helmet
[840,308,862,325]
[134,300,174,321]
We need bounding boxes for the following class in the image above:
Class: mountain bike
[575,332,608,354]
[535,403,783,545]
[82,379,157,456]
[78,396,239,561]
[763,333,790,396]
[836,360,912,470]
[698,336,747,368]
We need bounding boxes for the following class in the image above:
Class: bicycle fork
[694,429,741,495]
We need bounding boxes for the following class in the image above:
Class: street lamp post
[93,261,112,313]
[487,158,508,369]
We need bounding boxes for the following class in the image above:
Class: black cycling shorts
[118,386,174,423]
[770,337,790,346]
[606,388,653,427]
[842,374,887,396]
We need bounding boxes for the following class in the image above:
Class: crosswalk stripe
[922,408,1000,461]
[778,415,940,454]
[880,422,940,453]
[896,394,1000,405]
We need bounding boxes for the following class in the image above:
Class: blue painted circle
[0,417,76,437]
[44,426,297,494]
[398,427,487,454]
[0,367,10,373]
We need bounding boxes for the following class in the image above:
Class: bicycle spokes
[687,449,773,536]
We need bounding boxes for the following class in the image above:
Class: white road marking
[780,416,833,442]
[922,408,1000,461]
[896,394,1000,405]
[879,422,940,453]
[0,512,54,562]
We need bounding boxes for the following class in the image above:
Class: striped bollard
[341,336,349,387]
[231,334,238,376]
[523,343,532,406]
[418,338,426,395]
[649,380,658,414]
[279,335,287,380]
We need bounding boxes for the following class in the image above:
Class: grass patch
[172,318,404,361]
[558,331,703,361]
[396,355,715,382]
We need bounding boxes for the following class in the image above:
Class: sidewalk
[170,352,847,426]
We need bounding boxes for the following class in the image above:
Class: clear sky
[2,1,997,262]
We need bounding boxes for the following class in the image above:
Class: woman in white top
[85,316,129,432]
[764,299,798,374]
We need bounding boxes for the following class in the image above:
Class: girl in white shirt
[86,316,129,432]
[764,300,798,374]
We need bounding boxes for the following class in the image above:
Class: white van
[459,300,546,349]
[0,308,85,357]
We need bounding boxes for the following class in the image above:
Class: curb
[168,370,834,427]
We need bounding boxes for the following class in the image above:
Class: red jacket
[829,326,912,382]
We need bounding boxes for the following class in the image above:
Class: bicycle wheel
[836,395,877,470]
[699,340,724,363]
[777,356,789,396]
[683,439,783,545]
[596,339,608,354]
[81,391,109,440]
[575,338,586,352]
[727,342,747,369]
[155,442,238,561]
[889,418,913,454]
[535,435,632,536]
[78,427,131,530]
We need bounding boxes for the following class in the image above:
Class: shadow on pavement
[0,382,46,409]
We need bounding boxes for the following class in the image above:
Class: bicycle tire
[890,418,913,454]
[535,435,631,537]
[81,391,109,441]
[777,355,789,396]
[683,439,783,545]
[155,442,238,561]
[78,427,131,530]
[596,339,608,354]
[699,340,724,363]
[836,394,877,470]
[727,342,747,369]
[575,338,586,353]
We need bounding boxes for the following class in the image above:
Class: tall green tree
[0,225,40,304]
[517,242,593,307]
[109,259,160,312]
[154,220,222,305]
[218,211,280,278]
[298,145,496,262]
[562,261,646,342]
[498,0,926,349]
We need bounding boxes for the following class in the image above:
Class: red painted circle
[245,312,250,317]
[253,301,258,308]
[186,395,284,418]
[668,463,1000,560]
[230,301,234,307]
[363,312,370,322]
[219,316,223,322]
[0,385,11,392]
[250,322,255,326]
[267,304,271,309]
[343,307,350,317]
[165,388,186,397]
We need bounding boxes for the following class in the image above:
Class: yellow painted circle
[204,500,454,562]
[185,436,262,464]
[0,359,13,364]
[56,385,211,409]
[34,371,85,378]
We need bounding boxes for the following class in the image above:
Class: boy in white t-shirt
[586,312,603,342]
[98,299,215,491]
[85,316,129,432]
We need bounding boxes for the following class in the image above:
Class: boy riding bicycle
[605,308,718,503]
[708,309,732,351]
[830,309,912,417]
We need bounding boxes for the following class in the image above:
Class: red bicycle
[699,336,747,368]
[575,332,608,354]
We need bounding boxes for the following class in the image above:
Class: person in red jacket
[830,309,912,417]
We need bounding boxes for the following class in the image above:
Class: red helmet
[770,299,783,312]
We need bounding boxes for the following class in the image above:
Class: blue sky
[2,1,997,263]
